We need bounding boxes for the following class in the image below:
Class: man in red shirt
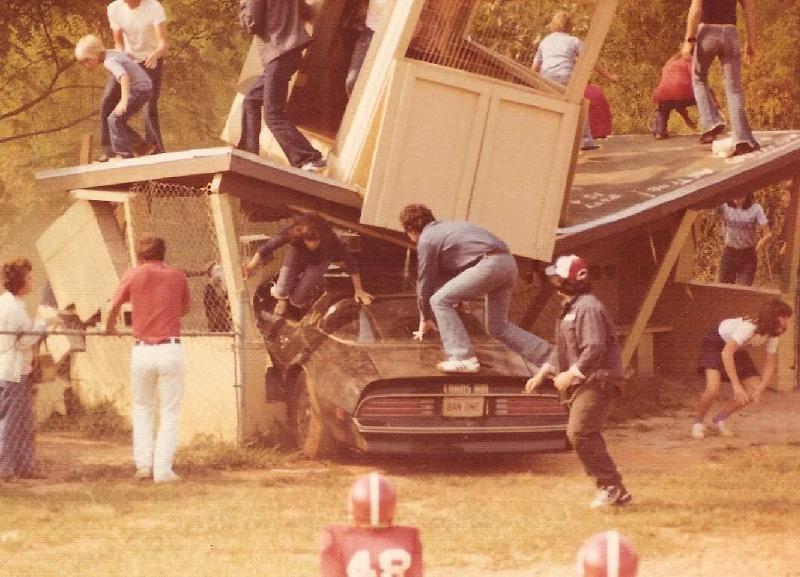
[106,235,190,483]
[319,472,423,577]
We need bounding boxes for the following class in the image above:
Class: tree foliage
[1,0,799,246]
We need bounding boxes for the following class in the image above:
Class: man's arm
[144,21,169,69]
[112,29,125,51]
[682,0,703,57]
[106,272,132,334]
[114,73,131,115]
[105,299,124,335]
[740,0,757,64]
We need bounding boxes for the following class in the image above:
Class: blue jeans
[719,245,757,285]
[430,254,551,362]
[692,25,757,146]
[274,246,330,308]
[238,48,322,167]
[107,86,152,158]
[652,99,696,136]
[100,60,165,155]
[0,376,35,478]
[346,27,374,97]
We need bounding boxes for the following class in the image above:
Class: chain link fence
[0,180,301,480]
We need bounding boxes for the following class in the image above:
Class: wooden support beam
[777,176,800,390]
[622,209,698,369]
[71,188,137,203]
[520,276,556,331]
[208,174,270,444]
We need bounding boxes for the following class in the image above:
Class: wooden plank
[228,150,363,208]
[564,0,619,103]
[34,147,235,194]
[208,176,259,341]
[556,133,800,252]
[123,200,137,265]
[71,188,137,203]
[208,176,269,444]
[331,0,424,184]
[622,210,698,369]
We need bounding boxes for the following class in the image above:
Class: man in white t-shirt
[98,0,169,161]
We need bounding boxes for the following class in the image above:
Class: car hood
[364,343,535,379]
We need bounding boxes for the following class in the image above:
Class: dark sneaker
[699,124,726,144]
[731,142,760,157]
[590,485,633,509]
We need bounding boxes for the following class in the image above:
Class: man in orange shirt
[106,235,190,483]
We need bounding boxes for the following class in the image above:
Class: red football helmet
[349,472,397,527]
[576,530,638,577]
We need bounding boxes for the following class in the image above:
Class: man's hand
[681,41,694,59]
[525,365,554,393]
[412,319,437,341]
[143,53,160,69]
[113,99,128,116]
[553,370,576,392]
[354,289,373,305]
[744,42,756,65]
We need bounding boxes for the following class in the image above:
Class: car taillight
[358,397,436,417]
[494,396,566,416]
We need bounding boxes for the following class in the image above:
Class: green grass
[2,444,799,576]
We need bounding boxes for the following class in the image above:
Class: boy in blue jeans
[75,34,152,159]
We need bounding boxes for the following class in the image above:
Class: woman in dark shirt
[243,213,373,314]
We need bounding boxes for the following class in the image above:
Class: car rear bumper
[344,425,568,454]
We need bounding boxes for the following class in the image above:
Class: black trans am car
[255,289,568,459]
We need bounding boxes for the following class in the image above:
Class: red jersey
[111,261,190,342]
[319,525,423,577]
[652,57,695,103]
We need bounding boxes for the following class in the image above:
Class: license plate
[442,397,484,418]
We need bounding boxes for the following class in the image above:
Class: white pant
[130,342,186,480]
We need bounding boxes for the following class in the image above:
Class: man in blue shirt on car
[399,204,551,373]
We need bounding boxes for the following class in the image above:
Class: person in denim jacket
[526,255,631,509]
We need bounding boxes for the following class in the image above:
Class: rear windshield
[318,296,488,343]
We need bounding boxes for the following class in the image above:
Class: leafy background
[1,0,798,279]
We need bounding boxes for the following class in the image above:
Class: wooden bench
[616,324,673,377]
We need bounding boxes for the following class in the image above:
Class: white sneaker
[154,471,181,484]
[300,158,327,173]
[713,420,734,437]
[589,485,632,509]
[436,356,480,373]
[691,422,706,439]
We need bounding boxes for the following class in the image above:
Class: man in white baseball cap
[527,254,632,509]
